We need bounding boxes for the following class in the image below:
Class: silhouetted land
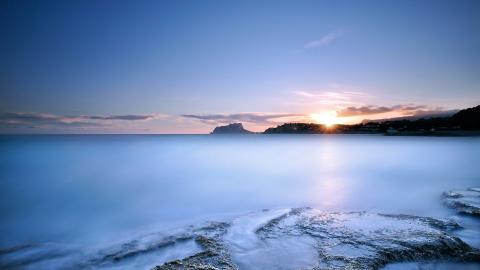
[212,105,480,136]
[211,123,253,134]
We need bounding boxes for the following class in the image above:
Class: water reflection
[311,138,346,209]
[0,135,479,250]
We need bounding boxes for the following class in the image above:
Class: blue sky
[1,0,479,133]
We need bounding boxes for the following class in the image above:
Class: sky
[1,0,479,133]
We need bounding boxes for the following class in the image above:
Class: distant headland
[210,123,253,134]
[211,105,480,136]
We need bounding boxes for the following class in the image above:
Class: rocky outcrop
[449,105,480,130]
[443,187,480,216]
[153,222,236,270]
[154,236,236,270]
[153,208,479,270]
[261,105,480,135]
[211,123,253,134]
[249,208,477,269]
[1,208,479,270]
[263,123,327,134]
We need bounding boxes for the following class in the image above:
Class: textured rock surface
[1,208,479,270]
[443,187,480,216]
[153,208,479,270]
[153,222,236,270]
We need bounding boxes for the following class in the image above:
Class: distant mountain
[209,106,479,136]
[362,110,458,124]
[263,105,480,136]
[264,123,364,134]
[264,123,327,134]
[449,105,480,130]
[211,123,253,134]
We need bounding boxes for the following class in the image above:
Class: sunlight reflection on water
[0,135,479,250]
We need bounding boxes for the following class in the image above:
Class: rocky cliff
[211,123,253,134]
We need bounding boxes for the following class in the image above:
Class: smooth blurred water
[0,134,479,252]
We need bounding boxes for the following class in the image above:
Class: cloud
[304,30,343,49]
[84,115,156,120]
[293,90,366,105]
[182,113,306,125]
[294,91,356,100]
[0,112,159,130]
[337,104,434,117]
[0,113,100,127]
[411,109,458,118]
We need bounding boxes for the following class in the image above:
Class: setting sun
[310,111,342,127]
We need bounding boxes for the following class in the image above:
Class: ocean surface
[0,134,479,269]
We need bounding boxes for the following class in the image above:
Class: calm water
[1,135,479,268]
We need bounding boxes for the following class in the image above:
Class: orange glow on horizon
[310,111,344,127]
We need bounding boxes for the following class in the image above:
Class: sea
[1,134,479,269]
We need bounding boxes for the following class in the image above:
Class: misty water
[0,134,479,269]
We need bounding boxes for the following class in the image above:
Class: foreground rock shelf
[154,208,479,270]
[443,187,480,217]
[1,207,479,270]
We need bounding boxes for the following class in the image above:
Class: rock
[152,208,479,270]
[211,123,253,134]
[251,208,477,269]
[0,243,75,270]
[1,209,478,270]
[154,222,236,270]
[263,123,327,134]
[154,236,236,270]
[443,187,480,216]
[449,105,480,130]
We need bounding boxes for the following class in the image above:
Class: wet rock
[89,222,233,270]
[153,222,237,270]
[91,234,194,265]
[443,187,480,216]
[0,243,76,270]
[1,210,478,270]
[254,208,478,269]
[154,236,237,270]
[153,208,479,270]
[0,222,229,270]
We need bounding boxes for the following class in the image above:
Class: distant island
[211,105,480,136]
[210,123,253,134]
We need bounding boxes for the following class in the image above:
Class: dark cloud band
[337,105,430,117]
[0,112,156,130]
[182,113,304,125]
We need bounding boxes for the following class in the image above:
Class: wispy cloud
[293,90,366,105]
[0,112,161,130]
[84,115,156,120]
[336,104,448,117]
[304,30,343,49]
[294,91,357,100]
[182,113,306,125]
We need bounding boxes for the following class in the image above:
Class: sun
[310,111,341,127]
